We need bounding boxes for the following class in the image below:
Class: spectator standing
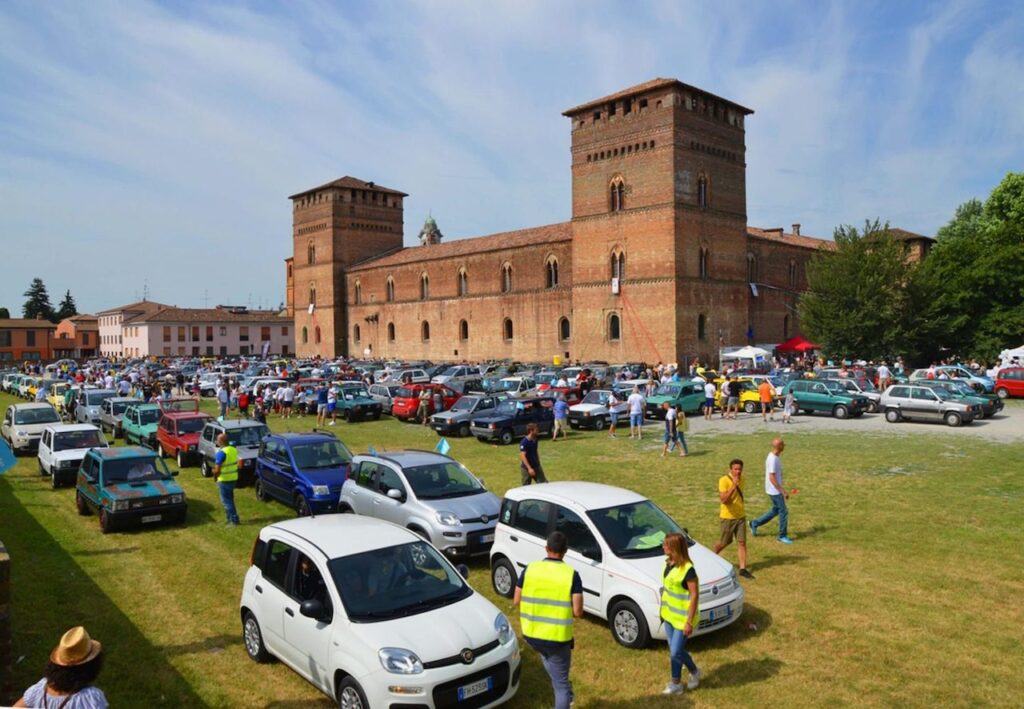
[519,423,547,484]
[280,382,296,418]
[216,383,229,419]
[758,380,774,422]
[660,403,687,457]
[552,394,569,441]
[877,362,891,391]
[417,387,431,426]
[14,626,108,708]
[607,390,620,438]
[659,533,701,694]
[316,383,329,427]
[327,386,338,426]
[713,459,754,579]
[238,390,250,419]
[627,387,646,440]
[782,388,795,424]
[726,377,741,419]
[751,438,793,544]
[213,432,240,526]
[703,379,716,420]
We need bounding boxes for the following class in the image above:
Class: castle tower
[418,215,443,246]
[289,176,407,357]
[563,78,753,363]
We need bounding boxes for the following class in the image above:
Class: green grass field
[2,392,1023,707]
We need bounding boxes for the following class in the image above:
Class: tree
[22,278,54,322]
[799,220,930,362]
[0,307,9,319]
[55,290,78,321]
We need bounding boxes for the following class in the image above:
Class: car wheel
[833,405,849,419]
[499,429,514,445]
[38,458,46,475]
[884,408,901,423]
[254,478,269,502]
[158,444,167,459]
[295,494,311,517]
[868,401,879,413]
[491,558,517,598]
[594,417,606,431]
[744,401,757,414]
[242,612,272,663]
[609,598,650,648]
[344,409,354,423]
[944,412,962,427]
[177,450,185,468]
[76,490,91,516]
[201,459,212,478]
[99,509,114,534]
[337,677,369,709]
[372,411,381,421]
[51,469,59,489]
[458,423,471,438]
[996,387,1009,399]
[569,423,580,430]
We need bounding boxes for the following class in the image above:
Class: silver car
[880,384,978,427]
[98,396,138,438]
[339,450,500,559]
[197,419,270,484]
[430,394,502,437]
[75,389,117,425]
[367,383,401,414]
[833,378,882,413]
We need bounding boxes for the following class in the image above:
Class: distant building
[54,314,99,359]
[97,300,170,358]
[0,318,57,362]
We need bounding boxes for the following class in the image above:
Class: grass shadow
[748,554,808,573]
[585,695,694,708]
[698,656,784,688]
[690,603,773,651]
[72,546,141,557]
[160,633,241,656]
[796,525,832,540]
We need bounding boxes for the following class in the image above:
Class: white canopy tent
[724,346,772,360]
[998,345,1024,366]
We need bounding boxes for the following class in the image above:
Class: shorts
[719,517,747,546]
[282,401,293,408]
[705,397,715,408]
[327,402,336,413]
[727,396,739,407]
[317,403,327,414]
[663,430,680,443]
[629,413,643,427]
[609,412,618,424]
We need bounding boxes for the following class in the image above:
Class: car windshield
[291,440,353,469]
[110,401,132,415]
[53,430,106,451]
[449,397,479,412]
[858,379,877,392]
[86,392,115,406]
[404,461,484,499]
[176,418,208,434]
[328,542,471,622]
[582,390,611,405]
[821,380,846,393]
[395,387,417,398]
[655,384,681,396]
[138,408,162,425]
[932,387,953,401]
[493,400,519,416]
[14,408,60,425]
[949,382,975,396]
[102,456,172,484]
[535,373,557,385]
[227,425,269,446]
[498,379,522,391]
[587,500,683,558]
[340,386,370,400]
[440,366,461,377]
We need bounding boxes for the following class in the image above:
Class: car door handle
[510,535,518,542]
[285,608,294,617]
[255,584,263,594]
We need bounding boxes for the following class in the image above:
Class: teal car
[122,403,163,448]
[644,381,707,418]
[335,382,383,422]
[919,380,1003,419]
[782,379,869,419]
[74,446,187,533]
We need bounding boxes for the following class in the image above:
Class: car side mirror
[299,599,325,621]
[581,547,602,562]
[456,563,470,579]
[386,488,404,501]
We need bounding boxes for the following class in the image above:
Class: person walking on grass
[327,385,338,426]
[418,387,431,426]
[607,390,620,438]
[782,388,795,424]
[316,382,328,427]
[659,533,701,694]
[552,393,569,441]
[627,386,646,440]
[714,459,754,579]
[758,379,774,422]
[519,423,547,484]
[213,433,240,526]
[661,403,687,457]
[751,438,793,544]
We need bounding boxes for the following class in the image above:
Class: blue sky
[1,0,1022,314]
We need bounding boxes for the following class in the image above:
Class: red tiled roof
[747,227,837,251]
[96,300,172,316]
[348,222,573,271]
[887,228,933,242]
[124,307,289,324]
[563,77,754,116]
[0,318,58,329]
[289,176,407,200]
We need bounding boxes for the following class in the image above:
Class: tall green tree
[0,307,9,319]
[55,290,78,321]
[799,220,929,362]
[22,278,54,321]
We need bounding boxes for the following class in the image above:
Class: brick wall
[0,541,10,704]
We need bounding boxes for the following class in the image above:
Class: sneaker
[778,536,794,544]
[749,520,758,537]
[328,421,335,426]
[739,568,755,580]
[687,668,701,690]
[661,682,684,695]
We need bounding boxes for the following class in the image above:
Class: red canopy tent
[775,335,819,352]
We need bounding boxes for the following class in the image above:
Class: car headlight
[170,494,184,504]
[584,411,591,417]
[15,430,28,437]
[489,423,496,429]
[188,445,197,451]
[435,511,462,527]
[495,612,513,644]
[111,499,129,511]
[378,647,423,675]
[311,484,331,497]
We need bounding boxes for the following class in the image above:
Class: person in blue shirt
[315,383,329,427]
[552,394,569,441]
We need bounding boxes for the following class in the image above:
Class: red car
[544,386,584,406]
[155,399,213,468]
[995,367,1024,399]
[391,384,461,422]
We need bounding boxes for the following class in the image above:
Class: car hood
[52,449,94,462]
[349,592,502,664]
[416,491,501,519]
[432,410,470,422]
[11,421,57,434]
[105,479,184,498]
[341,396,377,406]
[296,466,349,485]
[569,404,606,414]
[620,542,734,589]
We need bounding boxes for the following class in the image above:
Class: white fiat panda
[489,481,744,648]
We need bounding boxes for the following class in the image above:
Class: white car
[2,403,62,454]
[431,365,478,385]
[37,424,108,488]
[567,389,628,430]
[240,515,520,708]
[489,482,744,648]
[494,377,535,398]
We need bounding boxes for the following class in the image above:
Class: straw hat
[50,627,102,667]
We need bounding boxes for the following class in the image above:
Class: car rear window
[396,387,416,398]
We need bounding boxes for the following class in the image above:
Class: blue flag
[368,445,377,456]
[0,439,16,475]
[435,438,451,456]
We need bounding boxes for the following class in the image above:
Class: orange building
[0,318,57,362]
[54,314,99,359]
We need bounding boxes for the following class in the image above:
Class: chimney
[792,223,801,236]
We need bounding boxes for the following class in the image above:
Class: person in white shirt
[280,383,296,418]
[626,387,646,440]
[607,390,620,438]
[877,362,891,391]
[750,439,792,544]
[703,380,716,420]
[555,376,568,388]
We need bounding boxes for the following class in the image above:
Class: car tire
[944,412,962,427]
[996,387,1009,399]
[833,405,849,419]
[51,469,59,489]
[76,490,91,516]
[158,444,167,459]
[201,459,212,478]
[337,676,369,709]
[476,436,487,442]
[744,401,757,414]
[609,598,651,649]
[868,401,879,413]
[499,429,514,445]
[38,458,46,475]
[491,557,517,598]
[885,408,901,423]
[372,411,381,421]
[594,417,606,431]
[295,494,311,517]
[177,450,185,468]
[99,509,114,534]
[569,422,580,430]
[254,478,270,502]
[458,423,471,438]
[242,612,272,663]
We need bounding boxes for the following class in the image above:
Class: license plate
[704,605,732,622]
[457,677,492,701]
[479,533,495,543]
[141,514,162,524]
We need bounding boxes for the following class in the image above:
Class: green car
[645,381,706,418]
[919,380,1003,418]
[122,403,163,448]
[782,379,869,419]
[334,382,383,422]
[75,446,186,533]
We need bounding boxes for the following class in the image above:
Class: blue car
[254,431,353,516]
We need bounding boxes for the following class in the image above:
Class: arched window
[698,175,708,209]
[609,178,625,212]
[546,257,559,288]
[314,326,321,344]
[421,321,430,342]
[353,324,361,343]
[387,322,395,341]
[697,314,706,340]
[610,250,625,280]
[458,268,468,296]
[783,315,790,339]
[608,313,621,341]
[501,263,513,293]
[747,253,757,283]
[301,326,308,344]
[503,318,513,341]
[354,280,362,304]
[385,276,395,303]
[789,260,797,287]
[699,247,709,280]
[559,317,571,342]
[420,273,429,300]
[307,240,316,264]
[309,284,316,307]
[459,320,469,341]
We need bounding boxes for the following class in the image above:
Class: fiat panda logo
[480,514,489,524]
[460,648,475,664]
[711,585,719,596]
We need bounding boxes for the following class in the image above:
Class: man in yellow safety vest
[213,432,240,526]
[513,531,583,709]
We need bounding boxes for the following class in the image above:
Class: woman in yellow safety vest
[659,532,701,694]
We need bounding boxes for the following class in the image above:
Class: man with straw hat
[14,626,108,707]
